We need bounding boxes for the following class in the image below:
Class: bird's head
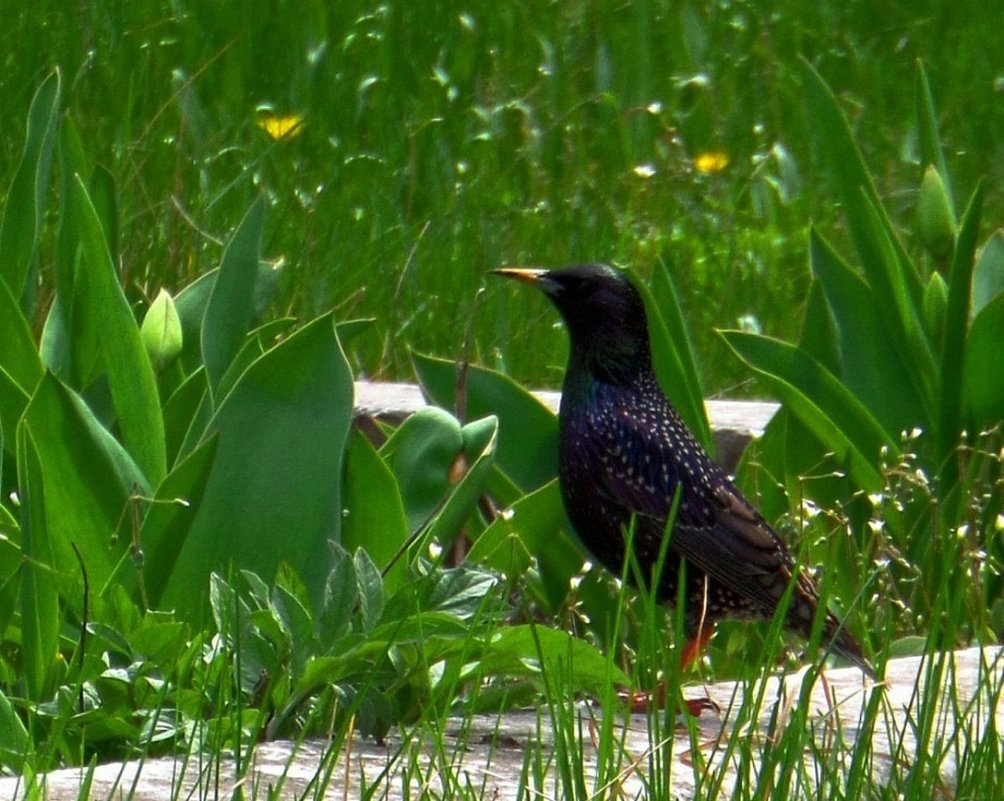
[493,263,652,384]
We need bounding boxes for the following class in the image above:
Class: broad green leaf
[0,519,21,657]
[856,190,938,422]
[420,414,498,552]
[89,165,119,268]
[16,424,60,701]
[0,688,30,771]
[801,60,922,308]
[141,289,184,371]
[379,406,465,532]
[973,230,1004,318]
[161,314,354,620]
[70,176,166,484]
[0,368,31,461]
[354,549,384,632]
[213,317,297,404]
[175,258,285,373]
[0,277,42,395]
[469,478,582,613]
[162,368,208,467]
[22,373,146,595]
[922,272,949,345]
[41,120,90,383]
[963,294,1004,427]
[480,625,629,695]
[336,318,375,344]
[939,182,984,462]
[0,70,60,304]
[411,351,558,491]
[120,435,219,610]
[320,544,357,645]
[202,198,265,398]
[640,261,713,452]
[341,430,410,592]
[721,332,898,491]
[809,229,925,436]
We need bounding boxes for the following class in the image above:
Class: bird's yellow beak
[491,267,549,285]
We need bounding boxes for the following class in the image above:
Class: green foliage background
[0,2,1001,787]
[2,0,1001,390]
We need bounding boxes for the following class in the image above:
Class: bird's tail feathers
[822,612,880,681]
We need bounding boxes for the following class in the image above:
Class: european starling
[494,263,877,680]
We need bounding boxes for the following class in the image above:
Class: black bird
[494,263,877,680]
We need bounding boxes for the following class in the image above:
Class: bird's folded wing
[591,414,798,611]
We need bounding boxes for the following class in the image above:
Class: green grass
[1,4,1002,798]
[3,1,1002,391]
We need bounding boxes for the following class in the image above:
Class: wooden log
[354,380,779,472]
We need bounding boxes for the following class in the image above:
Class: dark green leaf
[809,229,925,436]
[469,479,581,613]
[0,688,30,771]
[721,331,897,491]
[160,314,354,620]
[341,430,410,592]
[70,177,166,484]
[124,434,219,609]
[379,406,464,532]
[973,230,1004,318]
[419,415,498,552]
[856,190,938,422]
[963,293,1004,427]
[202,199,265,398]
[939,181,984,461]
[162,368,208,468]
[0,70,60,304]
[0,277,42,396]
[411,351,558,491]
[354,549,384,631]
[16,424,60,701]
[22,373,146,596]
[320,544,357,645]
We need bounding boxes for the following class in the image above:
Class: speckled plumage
[496,263,876,678]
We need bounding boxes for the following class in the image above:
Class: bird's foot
[618,682,720,717]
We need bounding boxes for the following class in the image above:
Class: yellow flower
[257,114,305,140]
[693,151,729,173]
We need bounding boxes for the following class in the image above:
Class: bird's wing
[589,404,800,611]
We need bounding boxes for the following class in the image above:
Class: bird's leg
[681,624,715,671]
[620,624,719,715]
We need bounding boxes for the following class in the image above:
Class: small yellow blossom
[693,151,729,173]
[257,114,305,140]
